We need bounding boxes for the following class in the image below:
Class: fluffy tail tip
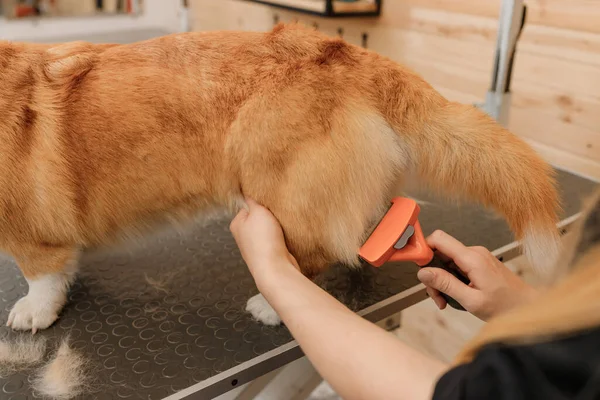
[522,226,562,278]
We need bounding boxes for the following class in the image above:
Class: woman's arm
[257,262,448,400]
[230,198,540,399]
[231,199,448,400]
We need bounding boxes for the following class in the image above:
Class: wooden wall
[189,0,600,180]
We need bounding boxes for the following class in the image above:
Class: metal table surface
[0,30,598,400]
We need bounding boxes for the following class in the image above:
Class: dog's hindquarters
[228,98,408,277]
[232,55,561,279]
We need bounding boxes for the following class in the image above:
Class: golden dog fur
[0,24,560,330]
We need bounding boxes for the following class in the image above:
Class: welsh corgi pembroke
[0,24,560,331]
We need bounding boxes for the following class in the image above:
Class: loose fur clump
[0,335,47,377]
[144,273,172,294]
[32,340,92,400]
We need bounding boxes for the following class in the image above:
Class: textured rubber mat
[0,169,596,400]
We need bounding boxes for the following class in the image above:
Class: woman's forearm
[257,263,449,400]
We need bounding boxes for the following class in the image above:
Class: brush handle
[422,256,470,311]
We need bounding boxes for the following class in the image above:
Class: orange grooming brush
[359,197,469,311]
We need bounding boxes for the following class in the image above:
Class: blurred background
[1,0,143,19]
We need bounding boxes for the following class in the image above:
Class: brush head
[359,197,433,267]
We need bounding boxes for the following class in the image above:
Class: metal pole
[478,0,526,127]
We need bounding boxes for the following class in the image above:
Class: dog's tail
[398,100,561,273]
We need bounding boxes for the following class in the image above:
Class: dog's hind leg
[7,244,79,333]
[246,293,281,326]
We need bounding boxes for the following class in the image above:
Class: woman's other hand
[418,230,539,321]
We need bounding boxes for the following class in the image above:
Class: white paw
[7,272,72,334]
[246,294,281,326]
[7,295,63,333]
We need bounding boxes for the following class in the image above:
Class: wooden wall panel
[389,0,600,34]
[191,0,274,32]
[189,0,600,179]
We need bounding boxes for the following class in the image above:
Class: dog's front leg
[7,244,79,333]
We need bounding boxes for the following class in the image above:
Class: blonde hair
[455,188,600,364]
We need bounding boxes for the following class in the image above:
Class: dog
[0,23,560,332]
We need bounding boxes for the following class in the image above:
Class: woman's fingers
[426,286,447,310]
[418,267,477,310]
[426,231,485,276]
[244,197,259,210]
[426,230,468,262]
[231,198,263,233]
[230,207,249,232]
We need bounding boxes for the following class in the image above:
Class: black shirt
[433,327,600,400]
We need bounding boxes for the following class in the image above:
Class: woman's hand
[230,198,299,283]
[417,230,539,321]
[232,201,447,400]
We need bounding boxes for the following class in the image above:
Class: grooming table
[0,168,596,400]
[1,29,598,400]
